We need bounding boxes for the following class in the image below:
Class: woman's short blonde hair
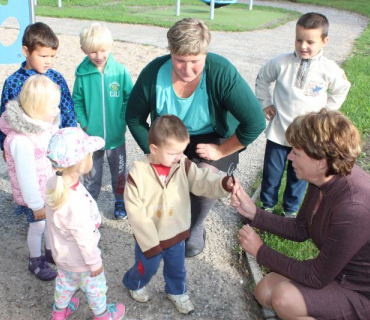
[19,74,60,120]
[167,18,211,56]
[286,108,361,176]
[80,22,113,53]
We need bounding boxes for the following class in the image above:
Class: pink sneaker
[94,303,125,320]
[52,296,79,320]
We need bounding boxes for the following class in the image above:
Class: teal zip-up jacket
[73,54,133,150]
[126,53,266,154]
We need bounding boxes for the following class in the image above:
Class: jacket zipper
[101,73,106,142]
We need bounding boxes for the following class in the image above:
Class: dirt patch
[0,30,260,320]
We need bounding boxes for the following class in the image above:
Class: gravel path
[0,2,367,319]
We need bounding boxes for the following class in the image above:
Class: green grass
[251,168,319,269]
[33,0,299,31]
[250,0,370,272]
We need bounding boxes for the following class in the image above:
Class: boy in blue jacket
[0,22,76,155]
[72,22,133,220]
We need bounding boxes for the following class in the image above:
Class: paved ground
[0,1,367,319]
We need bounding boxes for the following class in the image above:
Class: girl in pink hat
[45,127,125,320]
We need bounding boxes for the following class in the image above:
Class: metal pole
[210,0,215,20]
[176,0,180,16]
[249,0,253,10]
[29,0,36,23]
[58,0,62,8]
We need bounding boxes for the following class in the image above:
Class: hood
[75,54,114,76]
[1,99,60,135]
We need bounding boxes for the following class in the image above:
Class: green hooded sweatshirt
[73,54,133,149]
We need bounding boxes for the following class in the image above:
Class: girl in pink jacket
[45,127,125,320]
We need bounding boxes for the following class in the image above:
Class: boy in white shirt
[256,12,350,217]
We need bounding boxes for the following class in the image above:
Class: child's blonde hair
[80,22,113,53]
[45,155,90,210]
[19,74,60,120]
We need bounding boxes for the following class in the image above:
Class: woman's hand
[231,187,257,220]
[33,207,46,220]
[91,265,104,277]
[239,224,263,257]
[196,143,222,161]
[263,105,276,121]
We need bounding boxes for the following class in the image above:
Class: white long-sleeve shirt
[10,136,44,211]
[256,50,350,146]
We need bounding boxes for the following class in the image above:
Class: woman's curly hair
[286,108,361,176]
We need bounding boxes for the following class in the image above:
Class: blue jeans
[260,140,307,213]
[123,241,187,295]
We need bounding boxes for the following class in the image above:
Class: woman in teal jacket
[126,18,265,257]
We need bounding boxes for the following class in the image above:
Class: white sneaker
[167,293,194,314]
[129,286,150,303]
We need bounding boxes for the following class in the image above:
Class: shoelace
[68,301,77,312]
[107,304,118,315]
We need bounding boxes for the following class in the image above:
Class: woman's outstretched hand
[239,224,263,257]
[230,187,257,221]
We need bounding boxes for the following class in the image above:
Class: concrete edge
[244,185,279,320]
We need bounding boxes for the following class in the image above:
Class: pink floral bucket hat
[47,127,105,169]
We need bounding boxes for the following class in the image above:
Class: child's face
[295,25,328,59]
[82,153,93,174]
[22,45,57,74]
[149,138,189,167]
[39,104,59,123]
[85,46,112,71]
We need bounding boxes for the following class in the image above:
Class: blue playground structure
[176,0,252,20]
[0,0,34,65]
[200,0,238,8]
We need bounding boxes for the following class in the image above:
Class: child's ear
[22,46,29,58]
[322,36,329,46]
[149,144,157,155]
[81,47,87,54]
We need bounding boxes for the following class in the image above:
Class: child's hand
[263,105,276,121]
[226,176,240,195]
[33,207,46,220]
[91,265,104,277]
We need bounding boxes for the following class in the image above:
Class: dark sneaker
[185,229,206,258]
[114,200,127,220]
[29,256,57,281]
[52,296,79,320]
[45,247,56,265]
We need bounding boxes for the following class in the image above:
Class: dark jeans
[260,140,307,213]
